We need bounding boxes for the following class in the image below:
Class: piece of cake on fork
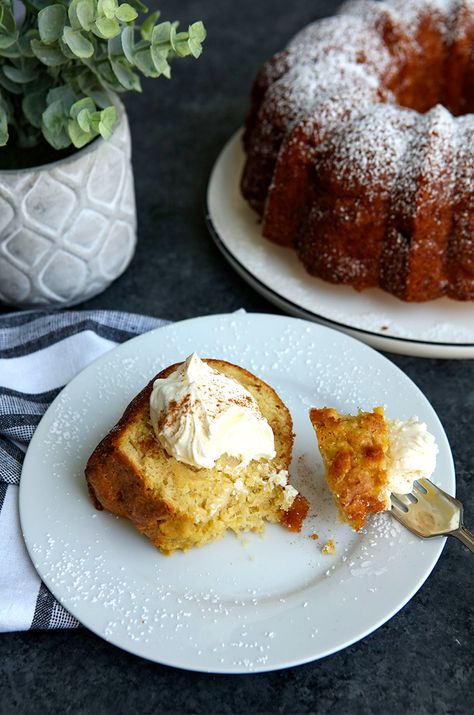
[309,406,438,530]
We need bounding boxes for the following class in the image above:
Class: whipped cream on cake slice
[149,353,276,470]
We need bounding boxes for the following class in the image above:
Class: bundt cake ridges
[241,0,474,302]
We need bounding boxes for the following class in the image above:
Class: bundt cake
[86,357,308,554]
[241,0,474,302]
[309,406,438,530]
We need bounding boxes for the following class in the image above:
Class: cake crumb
[322,538,335,555]
[310,533,319,540]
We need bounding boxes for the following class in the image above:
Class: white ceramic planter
[0,98,136,308]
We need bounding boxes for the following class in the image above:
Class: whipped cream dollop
[149,353,276,470]
[386,416,438,496]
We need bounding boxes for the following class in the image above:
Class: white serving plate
[20,313,454,673]
[206,131,474,359]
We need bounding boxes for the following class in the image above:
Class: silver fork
[390,477,474,553]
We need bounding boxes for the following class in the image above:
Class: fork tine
[389,478,466,543]
[417,478,437,494]
[390,500,407,517]
[391,492,415,508]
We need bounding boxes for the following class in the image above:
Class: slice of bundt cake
[309,407,390,530]
[86,357,308,554]
[309,406,438,530]
[241,0,474,301]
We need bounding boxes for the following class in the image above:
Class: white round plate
[206,131,474,359]
[20,313,454,673]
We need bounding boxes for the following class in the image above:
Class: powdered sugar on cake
[241,0,474,301]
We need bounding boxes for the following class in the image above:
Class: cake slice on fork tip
[309,406,438,531]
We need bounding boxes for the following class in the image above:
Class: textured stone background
[1,1,473,713]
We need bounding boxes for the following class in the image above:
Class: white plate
[20,313,454,673]
[206,131,474,359]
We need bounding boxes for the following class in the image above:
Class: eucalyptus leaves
[0,0,206,150]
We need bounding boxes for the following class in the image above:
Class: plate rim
[19,312,453,673]
[206,129,474,357]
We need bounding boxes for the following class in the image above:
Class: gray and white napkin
[0,309,168,632]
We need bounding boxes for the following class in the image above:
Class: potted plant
[0,0,206,307]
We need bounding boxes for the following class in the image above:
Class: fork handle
[451,524,474,554]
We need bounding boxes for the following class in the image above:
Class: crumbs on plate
[322,538,335,555]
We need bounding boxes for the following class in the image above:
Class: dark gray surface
[1,0,473,713]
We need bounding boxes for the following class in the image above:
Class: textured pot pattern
[0,100,136,308]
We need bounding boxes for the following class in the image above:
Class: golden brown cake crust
[309,406,389,531]
[86,359,307,553]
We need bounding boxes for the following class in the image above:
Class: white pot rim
[1,95,125,176]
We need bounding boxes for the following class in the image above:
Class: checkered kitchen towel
[0,310,168,632]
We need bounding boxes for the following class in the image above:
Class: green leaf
[115,4,138,22]
[76,0,95,31]
[31,39,66,66]
[101,105,116,123]
[0,102,8,146]
[133,37,148,52]
[98,0,118,20]
[188,37,203,59]
[94,16,120,39]
[189,21,206,43]
[111,57,141,90]
[77,71,112,107]
[95,58,119,87]
[62,26,94,58]
[3,64,37,83]
[186,21,206,58]
[58,36,76,59]
[174,32,191,58]
[18,30,38,58]
[120,25,135,63]
[70,96,95,120]
[68,118,95,147]
[0,41,20,59]
[0,68,23,94]
[140,9,160,41]
[68,0,82,31]
[42,98,63,130]
[22,91,47,128]
[151,21,171,46]
[0,32,18,50]
[0,3,18,50]
[38,5,67,44]
[47,85,77,112]
[0,4,17,33]
[134,46,159,77]
[77,107,91,131]
[96,105,116,139]
[168,22,178,52]
[107,33,122,58]
[42,98,71,149]
[150,45,170,78]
